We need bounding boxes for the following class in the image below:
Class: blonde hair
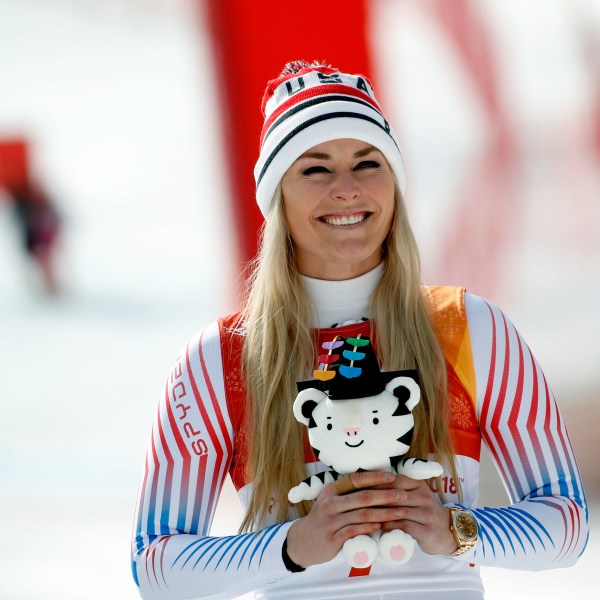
[239,184,458,532]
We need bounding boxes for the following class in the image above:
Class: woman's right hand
[285,471,408,568]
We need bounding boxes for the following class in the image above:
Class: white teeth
[323,213,366,226]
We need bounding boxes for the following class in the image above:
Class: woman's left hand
[378,475,458,556]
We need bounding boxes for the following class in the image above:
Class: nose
[344,427,361,436]
[331,172,360,201]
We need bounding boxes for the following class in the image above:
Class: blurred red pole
[204,0,373,277]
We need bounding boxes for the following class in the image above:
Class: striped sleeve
[464,293,589,569]
[131,322,292,599]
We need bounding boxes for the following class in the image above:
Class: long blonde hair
[239,183,458,532]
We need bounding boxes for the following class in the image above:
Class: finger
[332,474,407,497]
[332,521,382,545]
[336,504,406,531]
[381,506,429,526]
[336,488,409,516]
[368,475,428,494]
[392,475,431,491]
[325,471,395,497]
[349,471,396,490]
[333,475,356,495]
[381,519,420,536]
[378,479,437,505]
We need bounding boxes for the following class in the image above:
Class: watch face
[455,512,478,540]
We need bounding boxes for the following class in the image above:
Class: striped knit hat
[254,61,406,218]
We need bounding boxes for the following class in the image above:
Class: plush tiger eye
[327,423,333,431]
[373,418,379,425]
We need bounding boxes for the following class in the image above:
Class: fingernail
[384,472,394,481]
[395,490,405,500]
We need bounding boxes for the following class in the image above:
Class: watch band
[447,540,475,557]
[282,537,306,572]
[447,506,478,557]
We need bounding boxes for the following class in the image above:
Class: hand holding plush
[288,335,443,568]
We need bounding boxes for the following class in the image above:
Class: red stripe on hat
[260,83,382,147]
[261,65,344,108]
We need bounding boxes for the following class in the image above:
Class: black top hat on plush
[297,334,417,400]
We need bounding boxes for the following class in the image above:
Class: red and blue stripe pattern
[131,323,292,595]
[134,523,288,594]
[465,295,588,567]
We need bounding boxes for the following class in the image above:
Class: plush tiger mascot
[289,335,443,568]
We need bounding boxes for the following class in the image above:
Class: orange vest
[220,286,481,491]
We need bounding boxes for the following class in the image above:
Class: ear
[292,388,328,427]
[386,375,421,413]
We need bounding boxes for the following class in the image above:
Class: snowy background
[0,1,598,598]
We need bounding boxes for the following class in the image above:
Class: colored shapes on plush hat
[343,350,366,361]
[339,365,362,379]
[313,369,336,381]
[322,340,344,350]
[318,353,340,364]
[346,337,370,347]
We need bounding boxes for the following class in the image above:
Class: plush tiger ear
[293,388,328,427]
[386,375,421,413]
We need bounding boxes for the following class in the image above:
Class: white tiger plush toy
[288,334,444,569]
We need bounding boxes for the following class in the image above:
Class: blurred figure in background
[11,179,61,294]
[0,138,62,294]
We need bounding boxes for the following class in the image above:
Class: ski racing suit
[131,279,588,600]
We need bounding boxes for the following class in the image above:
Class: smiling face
[280,138,396,280]
[301,390,416,474]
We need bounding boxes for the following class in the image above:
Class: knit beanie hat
[254,60,406,218]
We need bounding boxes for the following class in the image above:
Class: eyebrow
[298,145,379,160]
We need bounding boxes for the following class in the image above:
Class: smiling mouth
[320,212,370,226]
[344,440,364,448]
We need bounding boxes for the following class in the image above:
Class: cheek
[378,196,396,240]
[286,218,309,252]
[283,189,310,226]
[310,423,338,448]
[283,195,319,249]
[379,184,396,219]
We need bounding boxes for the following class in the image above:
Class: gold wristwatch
[447,506,478,557]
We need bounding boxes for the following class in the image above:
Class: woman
[131,61,588,599]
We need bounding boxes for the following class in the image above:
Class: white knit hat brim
[255,98,405,218]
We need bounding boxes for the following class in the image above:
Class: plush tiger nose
[344,427,361,436]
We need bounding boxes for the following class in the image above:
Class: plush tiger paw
[342,534,378,568]
[378,530,415,566]
[289,472,335,503]
[288,482,312,503]
[400,458,444,480]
